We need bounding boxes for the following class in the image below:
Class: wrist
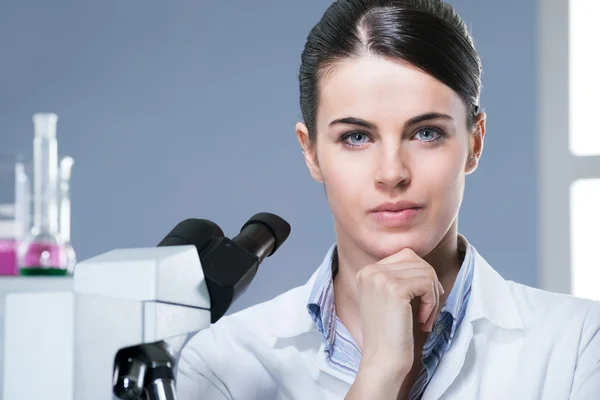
[347,361,409,399]
[359,353,412,380]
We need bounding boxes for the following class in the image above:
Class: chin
[363,230,439,260]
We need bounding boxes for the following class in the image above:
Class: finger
[356,264,432,289]
[364,269,442,328]
[422,281,442,332]
[366,266,438,281]
[376,248,420,265]
[379,266,443,326]
[418,278,445,333]
[364,262,437,275]
[402,277,439,327]
[419,279,439,331]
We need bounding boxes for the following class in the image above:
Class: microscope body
[72,244,212,399]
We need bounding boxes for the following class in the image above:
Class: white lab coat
[177,248,600,399]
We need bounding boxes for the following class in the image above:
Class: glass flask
[17,113,67,276]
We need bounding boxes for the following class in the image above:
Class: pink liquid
[20,241,66,272]
[0,239,18,275]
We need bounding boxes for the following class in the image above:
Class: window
[540,0,600,301]
[569,0,600,156]
[570,179,600,300]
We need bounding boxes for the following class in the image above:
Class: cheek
[318,148,371,207]
[420,148,467,208]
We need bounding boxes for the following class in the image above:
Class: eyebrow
[328,112,454,129]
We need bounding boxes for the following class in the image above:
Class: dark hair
[299,0,482,144]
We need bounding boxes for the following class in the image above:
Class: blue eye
[415,128,442,142]
[343,132,369,146]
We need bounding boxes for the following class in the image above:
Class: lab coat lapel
[421,315,474,400]
[422,248,525,400]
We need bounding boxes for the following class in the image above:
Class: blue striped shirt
[306,236,475,399]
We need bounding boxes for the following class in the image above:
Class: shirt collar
[441,235,475,338]
[306,244,337,352]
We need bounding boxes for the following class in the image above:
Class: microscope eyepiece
[232,212,291,263]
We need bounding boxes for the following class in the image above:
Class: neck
[333,222,463,348]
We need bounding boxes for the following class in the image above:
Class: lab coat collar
[271,244,335,338]
[466,247,526,331]
[270,266,321,338]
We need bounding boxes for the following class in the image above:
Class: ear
[296,122,323,182]
[465,111,486,175]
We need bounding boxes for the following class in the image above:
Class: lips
[369,201,423,227]
[370,201,422,213]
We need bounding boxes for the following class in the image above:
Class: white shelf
[0,276,73,399]
[0,276,73,295]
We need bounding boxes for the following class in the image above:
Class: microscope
[71,212,290,400]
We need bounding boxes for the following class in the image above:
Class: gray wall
[0,0,538,313]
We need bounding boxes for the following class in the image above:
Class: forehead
[317,55,467,126]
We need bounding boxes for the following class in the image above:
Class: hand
[345,248,444,399]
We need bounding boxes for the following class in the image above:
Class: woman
[177,1,600,399]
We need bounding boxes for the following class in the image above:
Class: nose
[373,144,411,189]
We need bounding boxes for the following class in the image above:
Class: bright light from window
[569,0,600,156]
[570,179,600,300]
